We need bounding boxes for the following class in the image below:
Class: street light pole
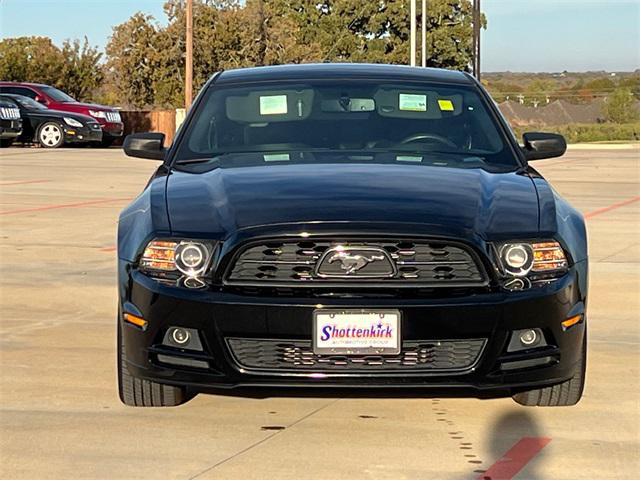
[185,0,193,109]
[410,0,416,66]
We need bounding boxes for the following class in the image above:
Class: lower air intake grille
[226,338,486,372]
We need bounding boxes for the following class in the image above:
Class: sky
[0,0,638,72]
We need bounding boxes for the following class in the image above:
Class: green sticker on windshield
[260,95,288,115]
[399,93,427,112]
[263,154,290,162]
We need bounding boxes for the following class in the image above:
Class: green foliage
[59,38,104,100]
[513,123,640,143]
[0,37,64,85]
[0,36,103,102]
[603,88,640,124]
[105,13,159,108]
[102,0,483,108]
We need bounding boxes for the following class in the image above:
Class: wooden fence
[119,110,177,146]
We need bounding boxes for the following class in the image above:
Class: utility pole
[410,0,417,66]
[185,0,194,109]
[421,0,427,67]
[472,0,481,81]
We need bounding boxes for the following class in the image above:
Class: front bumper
[0,119,22,139]
[63,125,103,143]
[119,260,587,396]
[101,121,124,138]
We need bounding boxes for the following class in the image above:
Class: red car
[0,82,123,147]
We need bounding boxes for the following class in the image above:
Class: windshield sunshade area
[176,80,519,170]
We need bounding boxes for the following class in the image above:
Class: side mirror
[123,132,166,160]
[34,95,47,105]
[522,132,567,161]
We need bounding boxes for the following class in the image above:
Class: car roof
[216,63,475,86]
[0,81,48,88]
[0,93,29,99]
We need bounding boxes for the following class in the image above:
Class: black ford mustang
[118,64,587,408]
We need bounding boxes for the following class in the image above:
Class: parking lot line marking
[0,197,131,216]
[585,195,640,219]
[477,437,551,480]
[0,179,50,186]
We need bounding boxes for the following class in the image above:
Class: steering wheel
[397,133,458,149]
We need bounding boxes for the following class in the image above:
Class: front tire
[38,122,64,148]
[0,139,14,148]
[117,316,193,407]
[512,329,586,407]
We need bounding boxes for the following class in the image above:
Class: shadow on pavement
[481,410,548,480]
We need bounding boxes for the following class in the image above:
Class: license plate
[313,309,401,355]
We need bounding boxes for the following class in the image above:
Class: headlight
[88,110,107,118]
[140,239,214,277]
[63,117,83,128]
[499,241,567,277]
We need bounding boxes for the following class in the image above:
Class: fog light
[519,329,539,346]
[162,327,204,351]
[172,328,190,345]
[507,328,547,352]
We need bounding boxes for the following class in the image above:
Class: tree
[0,37,64,85]
[0,36,104,101]
[603,88,639,124]
[59,38,104,100]
[102,0,485,107]
[105,13,160,108]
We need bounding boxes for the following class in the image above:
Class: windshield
[10,95,47,110]
[176,79,519,169]
[41,86,76,103]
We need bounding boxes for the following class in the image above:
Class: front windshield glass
[175,79,519,170]
[40,86,76,103]
[11,95,46,110]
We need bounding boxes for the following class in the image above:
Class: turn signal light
[561,314,583,330]
[141,240,177,271]
[124,313,148,328]
[531,241,568,272]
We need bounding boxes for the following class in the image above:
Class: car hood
[52,101,115,113]
[166,162,540,240]
[26,108,96,123]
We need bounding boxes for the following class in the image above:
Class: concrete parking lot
[0,145,638,479]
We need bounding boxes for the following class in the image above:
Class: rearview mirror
[123,132,166,160]
[522,132,567,161]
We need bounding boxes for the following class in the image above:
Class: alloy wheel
[39,124,63,148]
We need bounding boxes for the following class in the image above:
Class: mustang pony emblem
[327,251,386,275]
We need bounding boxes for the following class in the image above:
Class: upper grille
[226,240,486,287]
[105,111,121,123]
[0,107,20,120]
[226,337,486,373]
